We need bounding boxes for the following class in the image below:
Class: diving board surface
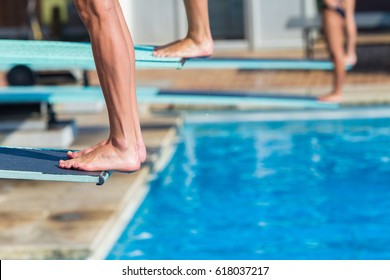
[0,39,349,71]
[184,57,352,71]
[139,88,339,109]
[0,147,112,185]
[0,86,103,103]
[0,40,183,70]
[0,86,338,109]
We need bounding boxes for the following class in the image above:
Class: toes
[72,162,81,170]
[59,159,76,169]
[59,160,66,169]
[155,50,169,58]
[67,151,76,159]
[62,159,89,171]
[74,163,89,171]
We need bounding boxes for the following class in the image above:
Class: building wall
[119,0,186,45]
[0,0,29,27]
[119,0,310,50]
[249,0,305,49]
[356,0,390,12]
[1,0,388,43]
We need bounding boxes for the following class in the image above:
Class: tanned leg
[318,9,345,102]
[68,0,146,163]
[60,0,142,172]
[153,0,214,58]
[344,0,357,65]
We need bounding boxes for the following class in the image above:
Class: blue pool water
[107,117,390,260]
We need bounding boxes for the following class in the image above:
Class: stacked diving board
[0,86,337,185]
[184,57,351,71]
[0,85,103,104]
[0,86,339,109]
[0,146,112,185]
[0,86,337,186]
[139,88,339,109]
[0,39,341,186]
[0,39,346,72]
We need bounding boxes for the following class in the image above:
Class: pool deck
[0,44,389,259]
[0,110,181,259]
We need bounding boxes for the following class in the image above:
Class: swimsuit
[317,0,346,18]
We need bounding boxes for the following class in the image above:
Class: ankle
[108,136,132,152]
[331,91,342,96]
[187,30,213,45]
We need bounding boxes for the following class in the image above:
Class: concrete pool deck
[0,108,180,259]
[0,110,181,259]
[0,44,389,259]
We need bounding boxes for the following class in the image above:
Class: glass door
[208,0,245,40]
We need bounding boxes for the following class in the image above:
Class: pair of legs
[319,0,357,102]
[153,0,214,58]
[59,0,145,172]
[60,0,213,171]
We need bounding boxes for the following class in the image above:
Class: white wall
[119,0,186,45]
[118,0,133,28]
[247,0,318,50]
[247,0,305,49]
[119,0,317,50]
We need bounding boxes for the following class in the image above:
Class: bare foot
[137,143,147,163]
[318,93,343,103]
[153,37,214,58]
[68,140,147,163]
[345,53,357,66]
[154,40,181,52]
[67,140,107,159]
[59,141,140,172]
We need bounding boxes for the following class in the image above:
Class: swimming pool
[107,112,390,260]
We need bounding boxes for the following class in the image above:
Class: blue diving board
[0,39,349,72]
[138,88,339,109]
[184,57,352,71]
[0,40,184,70]
[0,146,112,185]
[0,86,339,109]
[0,86,103,103]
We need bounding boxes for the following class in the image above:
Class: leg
[153,0,214,58]
[60,0,142,172]
[318,9,345,102]
[68,0,146,163]
[344,0,357,65]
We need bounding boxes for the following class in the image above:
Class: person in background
[318,0,357,102]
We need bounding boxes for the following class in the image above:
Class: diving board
[0,39,348,72]
[0,86,103,103]
[0,146,112,185]
[184,57,352,71]
[0,86,339,109]
[142,88,339,109]
[0,40,184,70]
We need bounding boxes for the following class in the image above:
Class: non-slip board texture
[0,147,111,185]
